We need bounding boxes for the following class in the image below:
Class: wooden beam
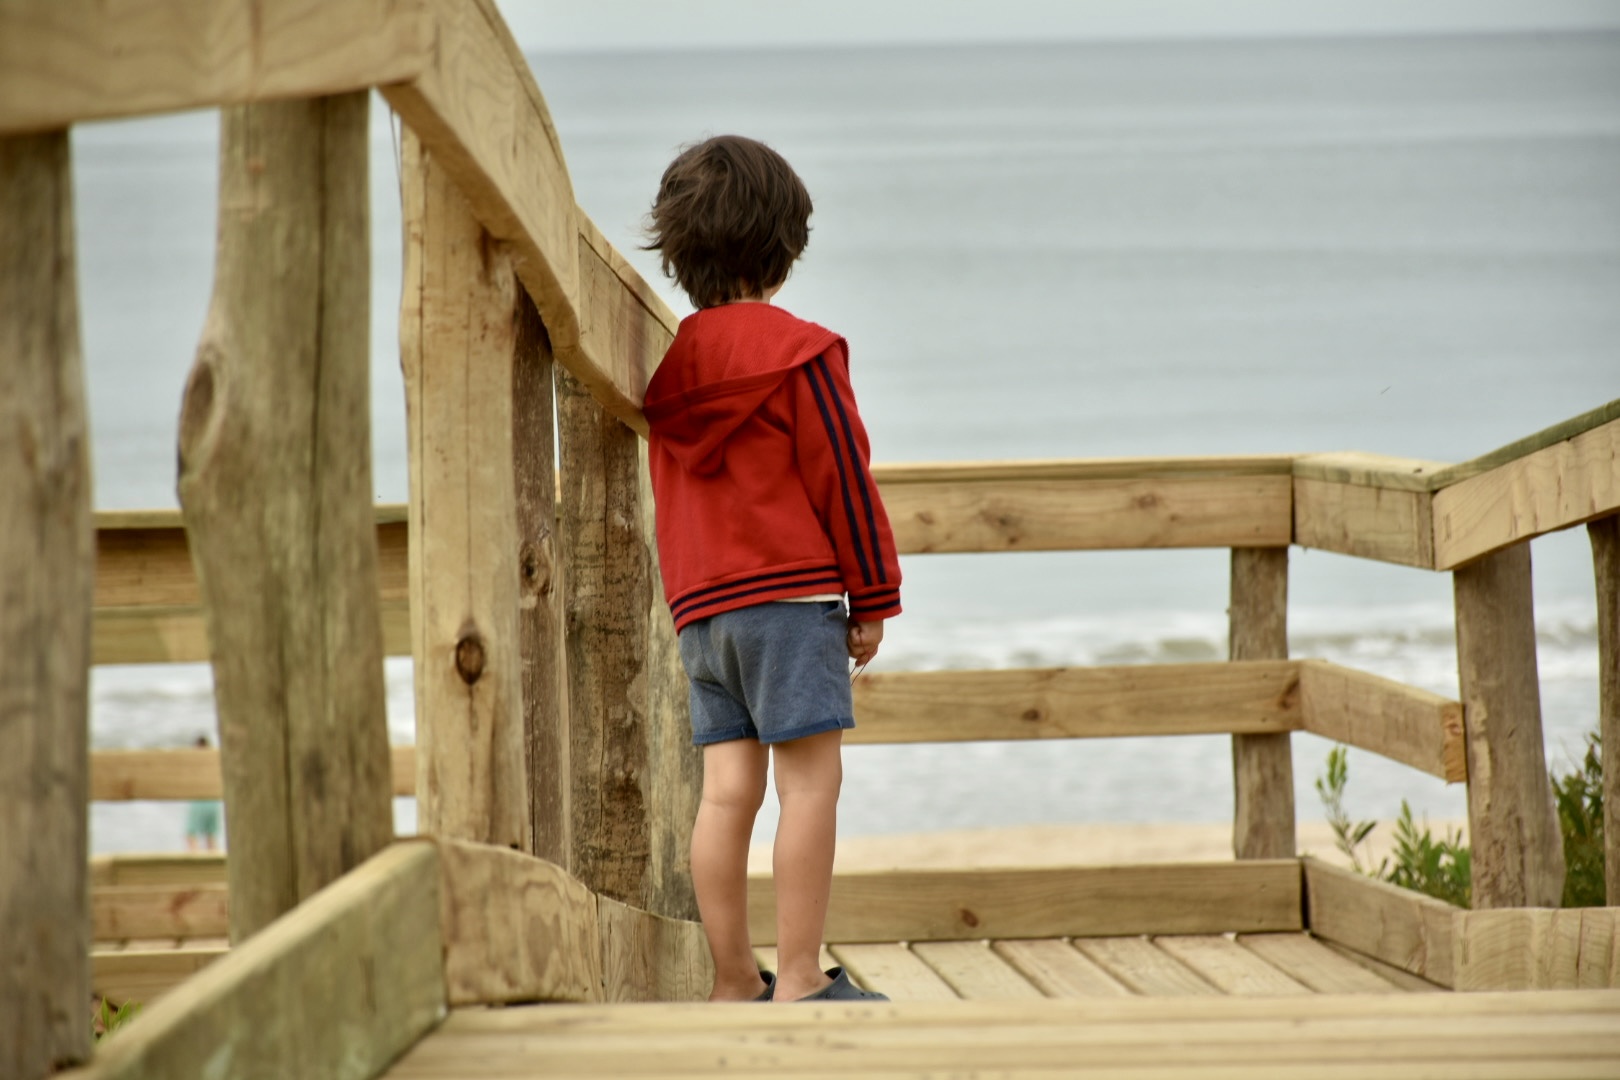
[1592,515,1620,906]
[846,661,1302,744]
[879,473,1293,554]
[1455,908,1620,991]
[1229,547,1295,860]
[1291,452,1451,493]
[399,128,529,851]
[1302,857,1457,988]
[0,0,430,135]
[92,947,226,1007]
[89,855,225,889]
[1298,660,1466,782]
[873,456,1297,485]
[92,885,229,942]
[1292,477,1435,568]
[1426,398,1620,489]
[1433,416,1620,569]
[91,746,417,802]
[176,95,395,942]
[1453,544,1565,908]
[597,896,713,1004]
[92,600,411,666]
[437,840,602,1007]
[748,862,1302,945]
[0,127,93,1079]
[67,843,444,1080]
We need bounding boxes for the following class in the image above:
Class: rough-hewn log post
[399,130,529,852]
[558,373,701,918]
[177,95,393,942]
[1453,543,1565,908]
[513,292,571,865]
[1229,546,1296,859]
[1590,516,1619,904]
[0,130,93,1079]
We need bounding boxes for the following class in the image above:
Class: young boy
[642,135,901,1003]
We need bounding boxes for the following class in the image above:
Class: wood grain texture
[1292,477,1435,568]
[910,941,1046,999]
[847,661,1303,744]
[437,840,602,1006]
[0,128,93,1078]
[1426,398,1620,488]
[1433,416,1620,569]
[1235,933,1406,994]
[1297,660,1466,782]
[1228,547,1295,860]
[90,855,226,889]
[1455,908,1620,991]
[1319,939,1445,993]
[1153,935,1311,996]
[399,128,529,851]
[1302,857,1457,988]
[0,0,430,134]
[598,896,712,1003]
[67,843,445,1080]
[828,943,960,1001]
[992,939,1133,997]
[1453,544,1565,908]
[873,456,1296,486]
[91,947,226,1007]
[749,863,1302,945]
[1592,516,1620,906]
[177,96,394,941]
[880,474,1293,554]
[92,885,229,942]
[91,745,417,802]
[92,598,411,666]
[1290,452,1452,493]
[1070,937,1219,996]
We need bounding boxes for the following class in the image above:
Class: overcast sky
[494,0,1620,52]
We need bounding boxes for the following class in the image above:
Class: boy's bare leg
[769,728,843,1002]
[692,738,770,1001]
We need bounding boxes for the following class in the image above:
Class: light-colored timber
[1290,451,1452,493]
[1302,858,1457,988]
[1228,547,1295,860]
[1298,659,1467,782]
[92,946,225,1006]
[1455,908,1620,992]
[991,938,1134,997]
[90,855,226,888]
[829,943,962,1001]
[1433,415,1620,569]
[747,862,1302,945]
[1425,398,1620,489]
[1292,475,1435,567]
[64,843,444,1080]
[0,126,93,1078]
[1592,515,1620,904]
[1154,934,1311,996]
[1235,932,1407,994]
[177,95,394,943]
[910,940,1048,1000]
[91,746,417,802]
[1453,544,1566,908]
[597,896,713,1004]
[399,128,530,852]
[92,884,229,942]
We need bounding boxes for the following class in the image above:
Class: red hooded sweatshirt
[643,303,902,632]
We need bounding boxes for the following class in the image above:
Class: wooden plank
[992,938,1134,997]
[1292,477,1435,568]
[874,456,1297,486]
[1068,937,1220,996]
[67,842,444,1080]
[1426,398,1620,489]
[879,474,1293,554]
[399,127,529,851]
[1593,515,1620,905]
[1229,547,1295,860]
[91,745,417,802]
[92,885,229,942]
[0,0,430,134]
[0,126,93,1079]
[92,600,412,666]
[1456,908,1620,991]
[910,940,1046,999]
[1236,933,1405,994]
[437,839,602,1006]
[1319,939,1445,993]
[575,215,676,436]
[1291,452,1452,493]
[1453,544,1565,908]
[599,897,712,1004]
[826,943,960,1001]
[847,661,1303,745]
[1154,934,1311,996]
[91,946,226,1006]
[1302,857,1457,988]
[1433,415,1620,569]
[1297,660,1466,782]
[89,855,226,888]
[751,863,1302,945]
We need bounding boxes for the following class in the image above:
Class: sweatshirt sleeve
[792,348,903,622]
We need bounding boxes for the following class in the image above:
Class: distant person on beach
[185,735,221,852]
[642,135,901,1004]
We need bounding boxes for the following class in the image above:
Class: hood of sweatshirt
[643,304,843,476]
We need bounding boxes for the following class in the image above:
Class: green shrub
[93,997,141,1041]
[1553,730,1606,908]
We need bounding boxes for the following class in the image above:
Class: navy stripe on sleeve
[804,362,874,586]
[670,565,842,621]
[814,355,887,585]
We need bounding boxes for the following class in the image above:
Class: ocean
[73,32,1619,853]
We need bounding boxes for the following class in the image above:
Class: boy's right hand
[847,619,884,665]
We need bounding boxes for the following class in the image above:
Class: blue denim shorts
[677,600,856,746]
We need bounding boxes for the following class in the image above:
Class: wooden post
[513,291,571,865]
[1229,547,1296,859]
[177,95,393,943]
[557,372,701,918]
[398,130,530,852]
[0,130,93,1079]
[1589,516,1619,904]
[1453,543,1565,908]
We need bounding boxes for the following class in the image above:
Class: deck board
[1073,936,1220,996]
[829,943,959,1001]
[1238,933,1408,994]
[911,940,1047,999]
[1154,934,1312,996]
[993,938,1134,997]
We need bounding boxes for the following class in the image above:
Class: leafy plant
[1553,730,1606,908]
[1381,800,1471,908]
[1314,744,1378,875]
[93,997,141,1042]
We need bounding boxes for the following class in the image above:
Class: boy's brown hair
[645,135,812,309]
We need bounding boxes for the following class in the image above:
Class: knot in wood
[1021,707,1043,722]
[454,632,487,685]
[958,908,981,929]
[519,541,552,595]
